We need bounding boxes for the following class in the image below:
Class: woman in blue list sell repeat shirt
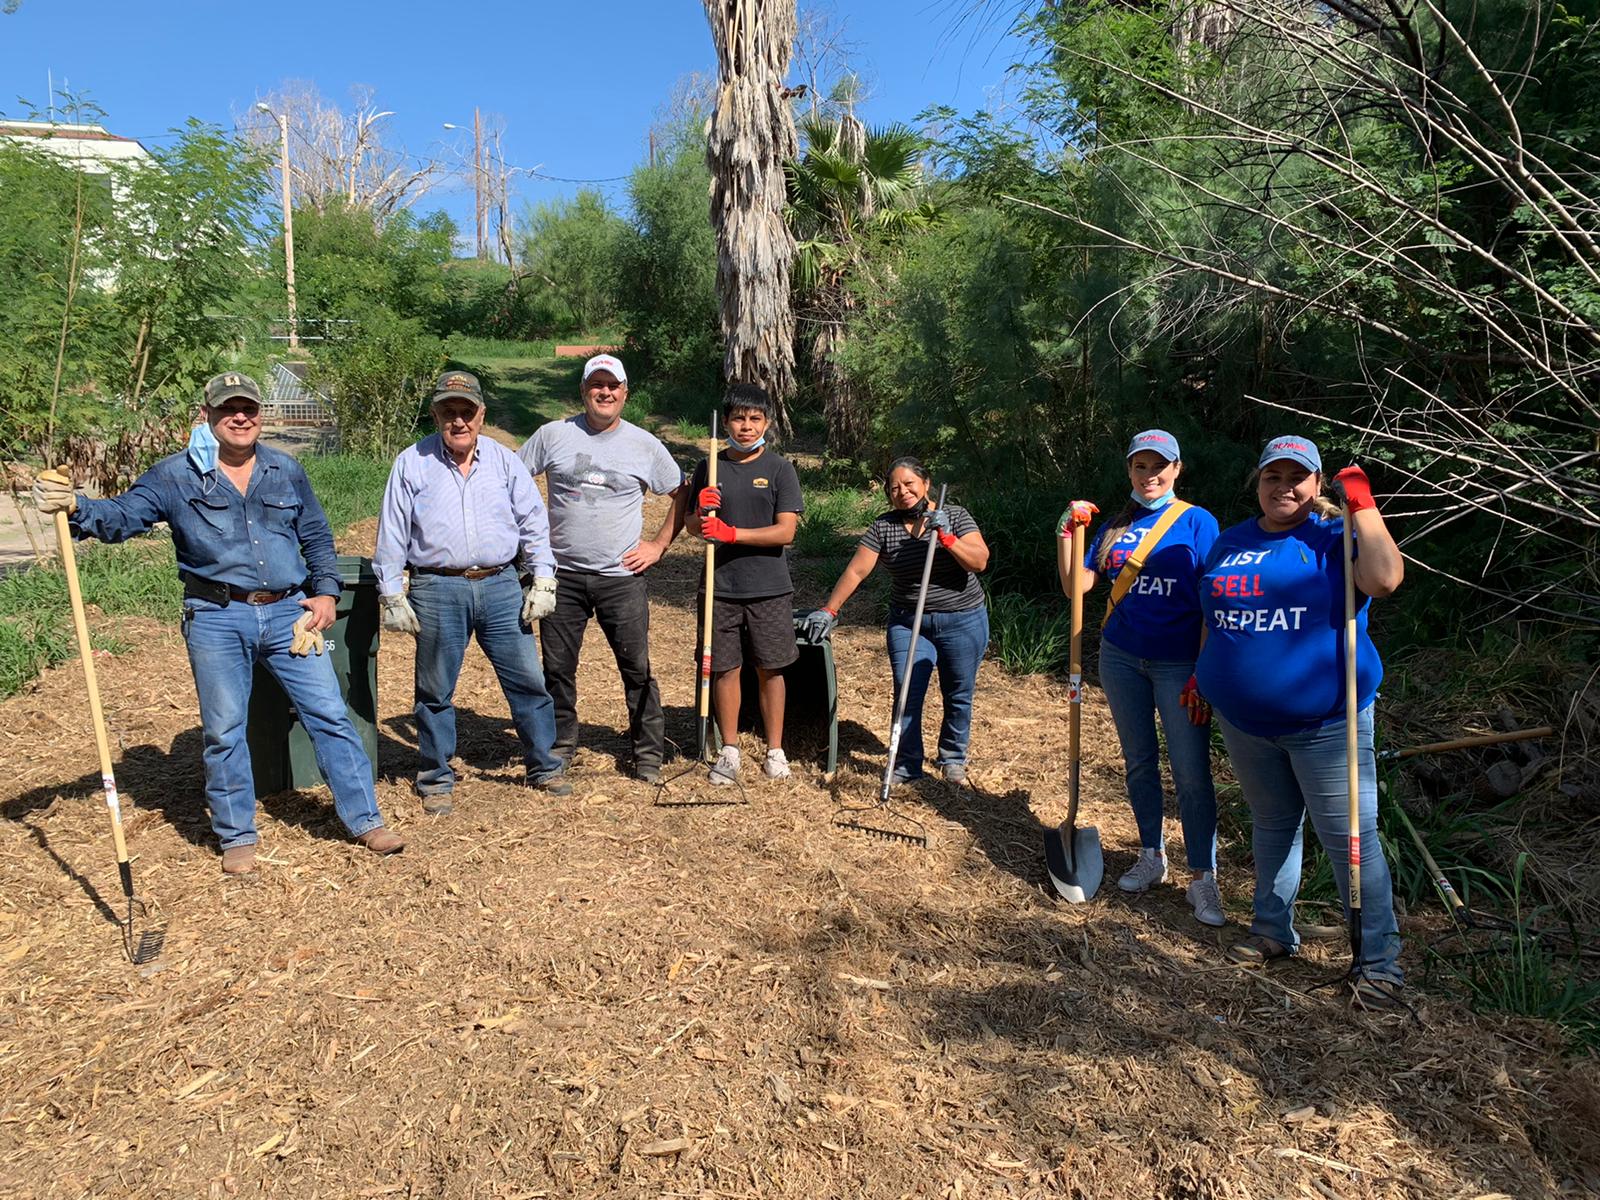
[1058,430,1223,927]
[1195,435,1407,1009]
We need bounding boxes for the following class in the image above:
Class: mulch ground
[2,497,1598,1199]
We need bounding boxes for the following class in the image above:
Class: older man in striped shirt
[374,371,569,813]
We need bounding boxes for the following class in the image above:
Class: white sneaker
[709,745,740,786]
[1187,872,1226,927]
[1117,848,1168,893]
[764,748,791,779]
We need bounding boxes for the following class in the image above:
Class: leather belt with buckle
[230,586,296,605]
[411,563,511,581]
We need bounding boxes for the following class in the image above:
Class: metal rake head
[652,758,750,807]
[831,802,929,848]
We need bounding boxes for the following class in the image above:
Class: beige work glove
[32,468,77,515]
[381,593,421,635]
[521,575,557,624]
[289,611,326,657]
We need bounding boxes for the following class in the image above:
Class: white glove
[381,593,420,635]
[32,470,77,515]
[289,612,326,657]
[522,575,557,624]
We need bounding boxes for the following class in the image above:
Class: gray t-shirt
[519,415,683,575]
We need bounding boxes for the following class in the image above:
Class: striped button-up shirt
[374,433,555,596]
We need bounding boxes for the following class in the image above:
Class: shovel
[1045,520,1103,902]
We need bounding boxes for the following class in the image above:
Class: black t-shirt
[688,449,804,599]
[860,503,986,613]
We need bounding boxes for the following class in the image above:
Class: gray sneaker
[530,772,572,797]
[1186,872,1226,927]
[1117,848,1168,893]
[709,745,741,786]
[941,761,968,786]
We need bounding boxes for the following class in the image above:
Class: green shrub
[313,307,445,459]
[986,590,1072,676]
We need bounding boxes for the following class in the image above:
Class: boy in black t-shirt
[686,384,805,784]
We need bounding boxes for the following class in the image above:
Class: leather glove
[802,608,838,644]
[289,611,325,657]
[1179,674,1211,726]
[1332,465,1376,515]
[381,593,421,635]
[701,515,737,544]
[32,469,77,516]
[696,485,723,516]
[522,575,557,623]
[1056,500,1099,538]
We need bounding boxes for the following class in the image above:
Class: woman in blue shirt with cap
[1195,435,1407,1008]
[1058,430,1223,927]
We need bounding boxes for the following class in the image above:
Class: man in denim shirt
[32,373,403,875]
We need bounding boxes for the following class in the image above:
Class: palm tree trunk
[704,0,799,425]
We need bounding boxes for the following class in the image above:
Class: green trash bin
[247,556,381,795]
[723,608,839,776]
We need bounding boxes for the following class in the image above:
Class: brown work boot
[356,827,406,856]
[221,845,257,875]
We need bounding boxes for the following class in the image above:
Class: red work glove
[937,531,956,549]
[697,485,723,515]
[701,515,737,544]
[1056,500,1099,538]
[1180,675,1211,726]
[1333,465,1376,515]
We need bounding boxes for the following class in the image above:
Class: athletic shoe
[221,845,257,875]
[1186,871,1226,927]
[356,828,406,856]
[420,792,453,816]
[710,745,741,786]
[941,761,968,785]
[764,748,791,779]
[634,762,662,785]
[1351,976,1407,1011]
[1227,933,1291,966]
[1117,848,1168,893]
[529,772,573,797]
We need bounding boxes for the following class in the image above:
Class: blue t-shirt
[1195,512,1382,737]
[1085,504,1218,662]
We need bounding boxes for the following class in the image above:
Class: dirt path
[1,495,1597,1199]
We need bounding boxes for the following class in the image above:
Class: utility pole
[257,102,300,350]
[473,107,486,260]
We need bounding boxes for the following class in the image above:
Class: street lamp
[444,111,486,260]
[256,102,300,351]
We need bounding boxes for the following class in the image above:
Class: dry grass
[2,500,1598,1199]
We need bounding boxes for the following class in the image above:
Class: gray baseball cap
[1125,429,1180,462]
[431,370,486,409]
[1257,435,1322,473]
[203,372,263,407]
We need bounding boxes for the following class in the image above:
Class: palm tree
[788,115,932,456]
[704,0,799,422]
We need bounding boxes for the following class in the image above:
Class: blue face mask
[188,421,219,474]
[1131,487,1176,511]
[727,434,766,453]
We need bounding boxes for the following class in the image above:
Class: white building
[0,119,154,203]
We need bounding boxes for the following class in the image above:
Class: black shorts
[702,592,798,672]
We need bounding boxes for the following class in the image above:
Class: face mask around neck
[1131,487,1176,511]
[727,434,766,453]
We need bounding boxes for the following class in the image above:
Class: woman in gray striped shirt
[803,458,991,784]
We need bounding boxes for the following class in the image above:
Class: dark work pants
[540,569,666,770]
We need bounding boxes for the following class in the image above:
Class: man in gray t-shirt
[517,354,687,780]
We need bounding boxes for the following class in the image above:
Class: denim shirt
[70,445,341,597]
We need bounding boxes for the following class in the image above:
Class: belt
[410,562,512,581]
[182,571,301,607]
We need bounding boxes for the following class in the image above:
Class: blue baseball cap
[1257,435,1322,472]
[1125,429,1180,462]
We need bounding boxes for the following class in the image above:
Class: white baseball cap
[581,354,627,384]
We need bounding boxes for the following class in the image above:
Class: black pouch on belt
[180,572,230,607]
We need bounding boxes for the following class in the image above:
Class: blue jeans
[408,568,561,793]
[1096,639,1217,871]
[885,604,989,780]
[183,593,384,850]
[1218,705,1403,982]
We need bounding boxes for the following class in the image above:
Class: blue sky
[1,0,1029,238]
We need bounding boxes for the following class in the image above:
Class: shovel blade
[1045,821,1103,903]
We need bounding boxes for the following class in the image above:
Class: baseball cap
[1257,435,1322,473]
[1125,429,1180,462]
[431,370,485,409]
[581,354,627,385]
[203,372,263,407]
